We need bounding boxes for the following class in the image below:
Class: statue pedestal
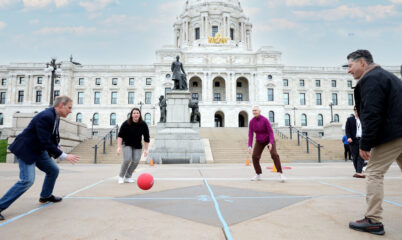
[149,90,206,164]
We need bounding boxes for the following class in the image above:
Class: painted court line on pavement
[153,176,402,181]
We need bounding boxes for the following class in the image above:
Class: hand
[143,149,149,157]
[267,143,273,152]
[66,154,80,164]
[360,149,371,160]
[248,147,252,155]
[117,147,121,156]
[347,138,352,143]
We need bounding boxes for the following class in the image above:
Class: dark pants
[344,144,351,160]
[350,141,364,173]
[252,140,283,174]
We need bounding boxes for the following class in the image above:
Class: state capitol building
[0,0,400,138]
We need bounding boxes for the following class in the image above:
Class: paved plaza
[0,162,401,240]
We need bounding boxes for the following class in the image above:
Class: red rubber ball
[137,173,154,190]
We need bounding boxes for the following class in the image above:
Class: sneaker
[39,195,62,203]
[280,173,286,183]
[118,177,124,184]
[251,174,261,181]
[349,217,385,235]
[124,177,135,183]
[353,173,366,178]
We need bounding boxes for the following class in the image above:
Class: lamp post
[90,116,94,138]
[292,106,297,126]
[44,58,62,107]
[329,101,334,123]
[138,101,144,112]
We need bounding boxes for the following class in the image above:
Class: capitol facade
[0,0,400,138]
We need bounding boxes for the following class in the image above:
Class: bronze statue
[188,95,199,123]
[159,95,167,123]
[171,55,188,90]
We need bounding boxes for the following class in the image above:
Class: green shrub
[0,139,8,163]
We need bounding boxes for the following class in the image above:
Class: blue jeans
[0,151,59,210]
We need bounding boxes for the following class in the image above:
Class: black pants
[344,144,351,160]
[349,141,364,173]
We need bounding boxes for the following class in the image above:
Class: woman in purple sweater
[248,106,285,182]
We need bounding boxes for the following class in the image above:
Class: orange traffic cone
[150,158,154,166]
[271,164,277,172]
[245,158,250,166]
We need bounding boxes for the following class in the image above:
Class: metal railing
[274,128,289,139]
[288,125,322,163]
[92,125,119,164]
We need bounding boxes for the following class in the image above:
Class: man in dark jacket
[346,50,402,235]
[345,107,365,178]
[0,96,80,221]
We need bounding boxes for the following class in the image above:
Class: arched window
[76,113,82,123]
[93,113,99,125]
[144,113,151,125]
[0,113,3,125]
[269,111,275,123]
[285,114,290,126]
[334,114,340,122]
[301,114,307,126]
[110,113,116,125]
[317,114,323,126]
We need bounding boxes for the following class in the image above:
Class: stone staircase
[70,136,122,164]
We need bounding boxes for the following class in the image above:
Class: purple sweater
[248,115,275,147]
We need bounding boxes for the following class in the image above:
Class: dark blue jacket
[354,66,402,151]
[345,116,358,142]
[8,107,62,164]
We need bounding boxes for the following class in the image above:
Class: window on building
[37,77,43,84]
[316,93,322,105]
[315,80,320,87]
[54,90,60,100]
[78,92,84,104]
[214,81,220,87]
[317,114,323,126]
[299,93,306,105]
[283,79,288,87]
[212,26,218,37]
[95,78,101,85]
[1,78,6,86]
[111,92,117,104]
[347,80,352,88]
[0,113,3,125]
[192,93,199,100]
[145,92,152,104]
[93,113,99,125]
[285,114,290,126]
[334,114,340,123]
[0,92,6,104]
[18,90,24,103]
[283,93,289,105]
[268,75,273,80]
[110,113,116,125]
[230,28,234,40]
[267,88,274,101]
[195,27,200,40]
[165,74,171,79]
[76,113,82,123]
[332,93,338,105]
[146,78,152,85]
[78,78,84,85]
[36,90,42,103]
[331,80,337,88]
[129,78,135,86]
[144,113,151,125]
[301,114,307,126]
[214,93,221,101]
[237,82,241,87]
[299,79,304,87]
[19,76,25,85]
[348,94,354,106]
[112,78,118,85]
[128,92,134,104]
[193,82,199,87]
[94,92,100,104]
[236,93,243,101]
[269,111,275,123]
[318,132,324,137]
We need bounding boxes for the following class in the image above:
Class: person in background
[342,134,352,161]
[116,107,150,184]
[345,106,365,178]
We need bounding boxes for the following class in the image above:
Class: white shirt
[356,118,362,138]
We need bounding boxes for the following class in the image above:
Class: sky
[0,0,401,67]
